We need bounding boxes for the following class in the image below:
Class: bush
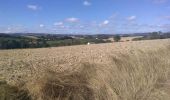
[114,35,121,42]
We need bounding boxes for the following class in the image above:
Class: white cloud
[27,5,40,11]
[5,27,11,33]
[98,20,110,27]
[66,17,79,22]
[127,16,136,21]
[39,24,45,28]
[83,1,91,6]
[54,22,63,26]
[103,20,109,25]
[2,25,27,33]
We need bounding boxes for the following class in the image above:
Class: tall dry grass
[1,46,170,100]
[0,79,31,100]
[23,46,170,100]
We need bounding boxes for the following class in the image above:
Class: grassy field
[0,39,170,100]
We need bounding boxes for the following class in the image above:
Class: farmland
[0,39,170,99]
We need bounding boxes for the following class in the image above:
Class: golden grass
[0,39,170,100]
[21,45,170,100]
[0,80,31,100]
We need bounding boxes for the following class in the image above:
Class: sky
[0,0,170,34]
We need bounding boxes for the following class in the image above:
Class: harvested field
[0,39,170,100]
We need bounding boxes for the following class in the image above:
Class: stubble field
[0,39,170,100]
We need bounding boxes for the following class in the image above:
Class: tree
[149,32,160,39]
[114,35,121,42]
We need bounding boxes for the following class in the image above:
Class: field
[0,39,170,100]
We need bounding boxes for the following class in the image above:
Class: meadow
[0,39,170,100]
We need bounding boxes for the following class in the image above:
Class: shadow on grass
[0,80,31,100]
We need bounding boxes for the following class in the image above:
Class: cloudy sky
[0,0,170,34]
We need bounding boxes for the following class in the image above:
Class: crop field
[0,39,170,100]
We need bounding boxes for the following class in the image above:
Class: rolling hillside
[0,39,170,100]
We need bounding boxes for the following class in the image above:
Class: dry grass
[107,48,170,100]
[0,80,31,100]
[24,45,170,100]
[0,39,170,100]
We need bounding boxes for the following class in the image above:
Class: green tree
[114,35,121,42]
[149,32,160,39]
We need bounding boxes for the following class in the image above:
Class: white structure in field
[87,42,90,45]
[87,42,95,45]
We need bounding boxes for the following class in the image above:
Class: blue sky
[0,0,170,34]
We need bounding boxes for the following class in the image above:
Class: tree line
[0,38,49,49]
[0,35,111,49]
